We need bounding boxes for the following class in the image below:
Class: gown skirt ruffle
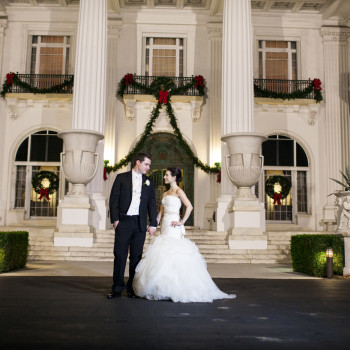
[133,196,236,303]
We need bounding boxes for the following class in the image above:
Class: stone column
[219,0,266,249]
[321,27,350,229]
[0,18,7,226]
[204,23,224,231]
[0,18,8,77]
[104,21,121,168]
[55,0,107,246]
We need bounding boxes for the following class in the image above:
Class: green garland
[254,78,323,103]
[265,175,291,199]
[1,72,74,98]
[31,170,59,198]
[106,74,218,174]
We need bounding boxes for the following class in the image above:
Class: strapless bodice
[162,195,181,215]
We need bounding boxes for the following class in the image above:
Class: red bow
[194,75,204,88]
[6,72,15,85]
[124,74,134,85]
[158,90,169,104]
[216,170,221,183]
[39,188,50,201]
[103,167,108,181]
[313,78,322,91]
[273,192,282,205]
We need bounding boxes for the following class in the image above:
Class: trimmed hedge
[0,231,29,273]
[291,234,344,277]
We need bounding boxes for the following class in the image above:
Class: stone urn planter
[221,132,267,199]
[58,129,104,197]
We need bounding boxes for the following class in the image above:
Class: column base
[228,199,267,250]
[89,192,108,230]
[343,236,350,276]
[56,195,95,247]
[215,195,233,232]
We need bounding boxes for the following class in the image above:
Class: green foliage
[1,72,74,98]
[330,166,350,192]
[254,79,323,103]
[31,170,59,194]
[291,234,344,277]
[265,175,291,199]
[0,231,29,273]
[108,74,219,174]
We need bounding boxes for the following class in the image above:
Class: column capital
[108,19,122,38]
[321,26,350,43]
[0,18,7,34]
[207,23,222,39]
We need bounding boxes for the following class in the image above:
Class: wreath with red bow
[265,175,291,205]
[31,171,59,201]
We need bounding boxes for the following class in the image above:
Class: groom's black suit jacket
[109,171,157,232]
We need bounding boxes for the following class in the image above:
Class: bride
[133,167,236,303]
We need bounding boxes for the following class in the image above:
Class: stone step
[25,228,294,262]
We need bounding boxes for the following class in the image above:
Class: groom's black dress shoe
[107,291,121,299]
[127,289,137,298]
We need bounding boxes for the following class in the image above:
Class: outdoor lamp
[326,247,333,279]
[326,248,333,258]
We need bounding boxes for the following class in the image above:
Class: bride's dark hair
[167,167,183,183]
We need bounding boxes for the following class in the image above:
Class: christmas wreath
[31,171,59,201]
[265,175,291,205]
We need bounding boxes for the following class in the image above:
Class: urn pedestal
[221,133,268,250]
[333,191,350,276]
[55,130,104,247]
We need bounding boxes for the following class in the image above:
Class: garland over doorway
[105,74,220,175]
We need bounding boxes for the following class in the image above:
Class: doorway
[143,132,194,226]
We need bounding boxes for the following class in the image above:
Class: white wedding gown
[133,195,236,303]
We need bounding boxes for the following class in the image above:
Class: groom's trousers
[112,215,146,293]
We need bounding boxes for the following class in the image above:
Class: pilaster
[321,27,350,220]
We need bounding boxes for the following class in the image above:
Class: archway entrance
[143,132,194,226]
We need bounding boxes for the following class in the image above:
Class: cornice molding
[321,26,350,42]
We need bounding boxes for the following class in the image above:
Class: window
[262,135,308,167]
[29,35,70,88]
[14,130,64,217]
[258,40,297,80]
[30,35,70,75]
[143,37,184,76]
[260,135,310,222]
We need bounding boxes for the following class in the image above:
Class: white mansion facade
[0,0,350,239]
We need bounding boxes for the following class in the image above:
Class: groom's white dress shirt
[127,171,142,216]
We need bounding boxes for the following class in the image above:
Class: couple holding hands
[108,152,235,303]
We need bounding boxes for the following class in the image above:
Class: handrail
[8,74,74,94]
[254,78,315,99]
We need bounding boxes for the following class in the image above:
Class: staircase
[10,225,307,263]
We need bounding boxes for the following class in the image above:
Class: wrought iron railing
[5,74,316,100]
[254,78,315,99]
[122,75,202,96]
[9,74,74,94]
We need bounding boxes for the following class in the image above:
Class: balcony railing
[7,74,74,94]
[254,78,315,99]
[122,75,202,96]
[4,74,317,100]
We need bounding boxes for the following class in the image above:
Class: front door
[143,132,194,226]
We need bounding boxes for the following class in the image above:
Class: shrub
[0,231,29,273]
[291,234,344,277]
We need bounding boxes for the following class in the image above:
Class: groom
[108,152,157,298]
